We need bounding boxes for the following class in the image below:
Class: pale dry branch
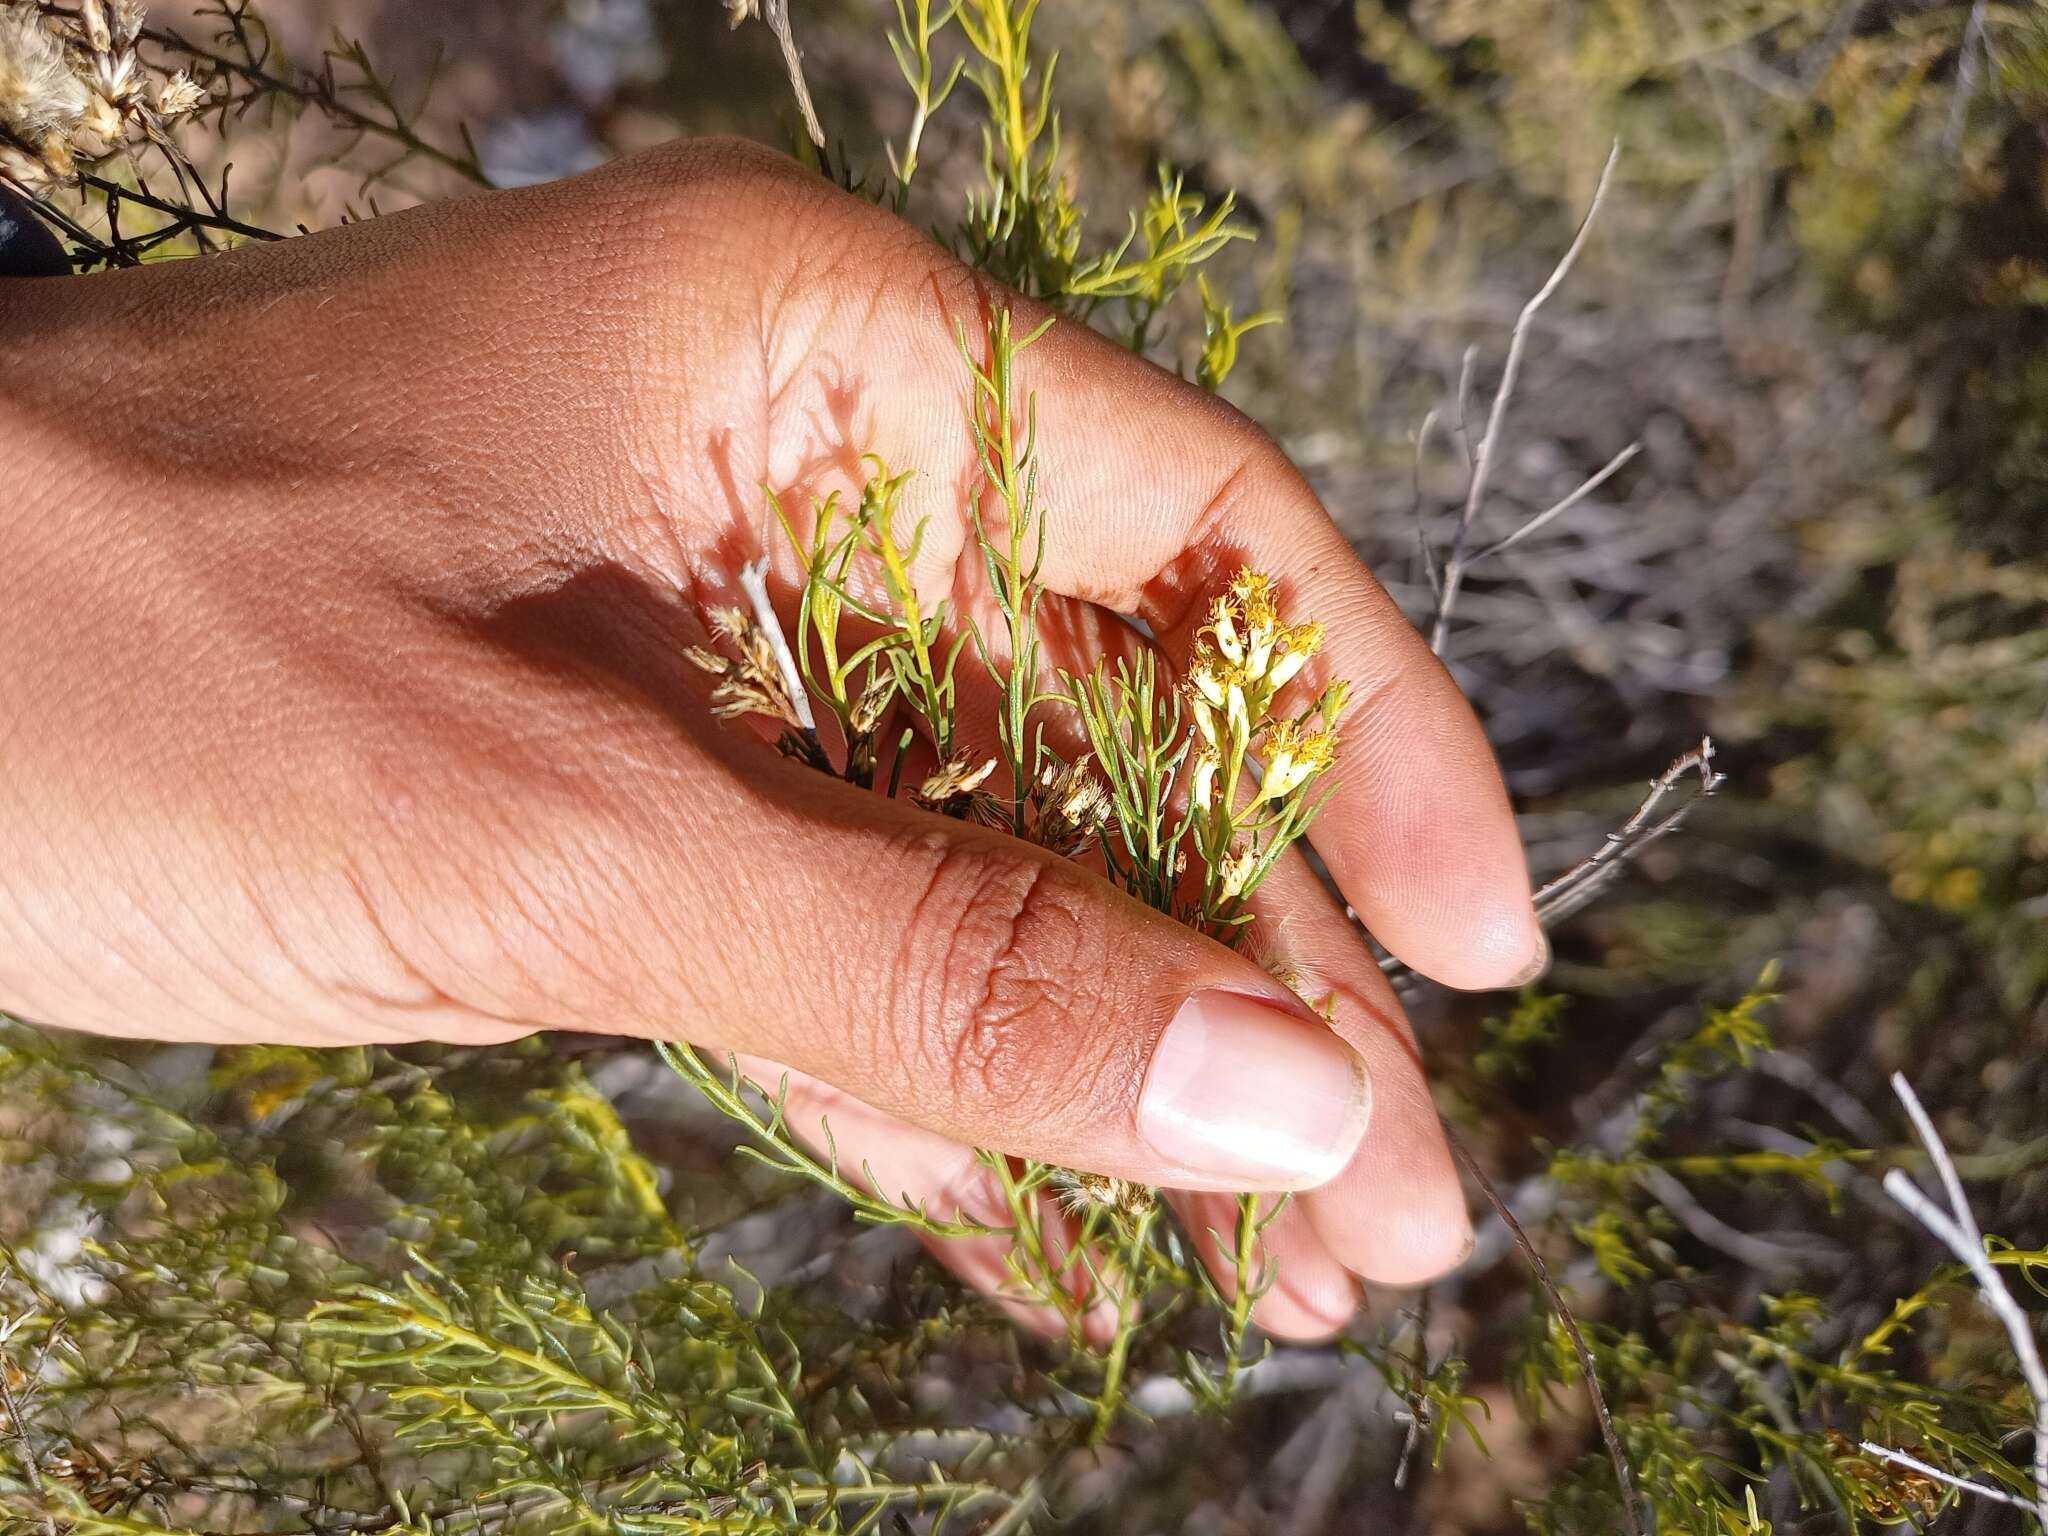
[1410,406,1444,601]
[1376,739,1722,999]
[726,0,824,147]
[1430,142,1622,656]
[1879,1072,2048,1526]
[1946,0,1991,156]
[738,557,818,739]
[1857,1442,2040,1515]
[1468,442,1642,565]
[1532,737,1723,926]
[1638,1166,1842,1278]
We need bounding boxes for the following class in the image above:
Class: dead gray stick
[1430,142,1621,656]
[1410,407,1444,601]
[1880,1073,2048,1525]
[1376,738,1723,995]
[1532,738,1723,926]
[1946,0,1990,157]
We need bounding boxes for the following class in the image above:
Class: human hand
[0,139,1542,1338]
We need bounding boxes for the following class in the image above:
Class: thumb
[671,752,1374,1194]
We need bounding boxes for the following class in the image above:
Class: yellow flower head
[1230,568,1278,635]
[1266,620,1324,690]
[1258,718,1338,802]
[1205,591,1245,665]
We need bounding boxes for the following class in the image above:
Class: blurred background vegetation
[3,0,2045,1532]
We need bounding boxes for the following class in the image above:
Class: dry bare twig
[1377,737,1724,996]
[1531,737,1724,927]
[1449,1133,1644,1536]
[724,0,824,148]
[738,557,818,740]
[1871,1072,2048,1525]
[1429,142,1627,657]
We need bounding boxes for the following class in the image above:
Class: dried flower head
[684,607,805,729]
[1031,754,1113,857]
[74,0,146,149]
[152,68,204,118]
[1049,1169,1156,1221]
[913,752,996,816]
[848,669,894,736]
[0,6,89,182]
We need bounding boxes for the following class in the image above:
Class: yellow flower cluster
[1186,569,1340,816]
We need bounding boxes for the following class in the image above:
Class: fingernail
[1139,991,1371,1190]
[1510,930,1551,988]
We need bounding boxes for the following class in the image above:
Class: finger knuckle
[891,835,1115,1109]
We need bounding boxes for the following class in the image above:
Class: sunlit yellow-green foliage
[0,1027,1030,1533]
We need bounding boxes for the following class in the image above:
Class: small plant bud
[1316,678,1351,730]
[1217,843,1257,901]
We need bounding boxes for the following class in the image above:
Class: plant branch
[1467,442,1641,564]
[738,557,818,742]
[1532,736,1724,926]
[1857,1442,2040,1514]
[1429,142,1621,656]
[139,15,491,187]
[1448,1130,1643,1536]
[1379,738,1723,995]
[76,171,282,244]
[1880,1073,2048,1526]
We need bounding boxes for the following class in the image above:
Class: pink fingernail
[1138,991,1371,1190]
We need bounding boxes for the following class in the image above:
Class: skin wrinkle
[952,857,1091,1114]
[331,860,482,1019]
